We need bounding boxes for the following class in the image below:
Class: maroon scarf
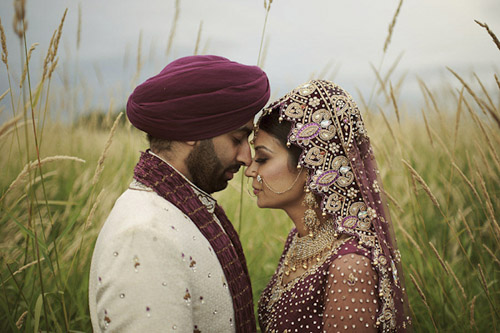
[133,151,256,332]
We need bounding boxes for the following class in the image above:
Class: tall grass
[1,3,499,333]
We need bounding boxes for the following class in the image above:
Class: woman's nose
[244,161,257,178]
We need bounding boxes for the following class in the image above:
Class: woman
[245,80,410,332]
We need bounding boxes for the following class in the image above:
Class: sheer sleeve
[322,253,379,332]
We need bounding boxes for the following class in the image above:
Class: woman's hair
[258,109,302,169]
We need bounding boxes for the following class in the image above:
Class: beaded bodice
[258,230,381,332]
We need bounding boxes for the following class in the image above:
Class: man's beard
[186,139,239,194]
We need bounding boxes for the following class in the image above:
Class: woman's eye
[255,158,267,164]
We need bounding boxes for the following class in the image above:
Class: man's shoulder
[101,182,186,233]
[113,181,180,214]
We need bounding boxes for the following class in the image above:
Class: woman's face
[245,130,306,210]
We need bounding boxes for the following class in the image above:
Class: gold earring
[303,187,320,237]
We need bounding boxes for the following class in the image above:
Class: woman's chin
[256,199,268,209]
[256,200,277,210]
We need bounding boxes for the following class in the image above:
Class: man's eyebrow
[234,126,253,136]
[254,145,274,153]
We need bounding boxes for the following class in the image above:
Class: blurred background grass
[1,1,499,332]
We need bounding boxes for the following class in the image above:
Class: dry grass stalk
[451,162,481,202]
[409,273,438,332]
[380,188,404,213]
[429,241,449,275]
[474,20,500,52]
[0,119,31,139]
[409,273,426,303]
[52,9,68,63]
[258,0,273,67]
[48,57,59,79]
[0,88,9,102]
[409,167,418,195]
[462,97,500,169]
[429,128,453,160]
[473,141,494,178]
[77,3,82,49]
[0,114,23,139]
[194,20,203,55]
[458,210,475,243]
[0,17,8,67]
[259,36,270,69]
[1,155,86,202]
[42,30,57,80]
[473,73,496,112]
[389,83,400,123]
[495,74,500,91]
[136,31,142,78]
[393,71,407,95]
[15,310,28,330]
[85,189,105,228]
[454,88,464,148]
[476,171,500,236]
[20,43,38,88]
[421,108,433,146]
[13,258,45,276]
[383,0,403,53]
[448,67,490,116]
[380,52,404,93]
[402,159,440,208]
[418,78,441,115]
[482,244,500,268]
[13,0,27,39]
[166,0,180,56]
[481,99,500,129]
[92,112,123,186]
[356,88,368,111]
[377,106,396,142]
[445,261,466,300]
[397,222,423,255]
[477,263,490,296]
[470,295,477,330]
[370,63,390,101]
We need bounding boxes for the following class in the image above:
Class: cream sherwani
[89,175,236,332]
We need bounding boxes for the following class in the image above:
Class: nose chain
[257,168,303,195]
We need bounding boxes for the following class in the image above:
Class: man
[89,55,270,332]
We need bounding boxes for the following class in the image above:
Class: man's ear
[185,141,198,147]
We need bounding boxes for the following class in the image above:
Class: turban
[126,55,270,140]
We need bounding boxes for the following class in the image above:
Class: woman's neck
[284,204,327,238]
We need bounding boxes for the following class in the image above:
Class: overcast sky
[0,0,499,118]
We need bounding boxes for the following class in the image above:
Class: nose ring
[257,175,263,184]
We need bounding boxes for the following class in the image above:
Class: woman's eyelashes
[254,156,268,164]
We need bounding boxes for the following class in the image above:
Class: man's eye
[233,137,243,145]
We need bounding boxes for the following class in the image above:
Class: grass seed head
[383,0,403,53]
[13,0,27,39]
[0,17,8,67]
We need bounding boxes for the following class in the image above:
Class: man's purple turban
[126,55,270,141]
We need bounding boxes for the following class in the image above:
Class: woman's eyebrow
[254,145,274,153]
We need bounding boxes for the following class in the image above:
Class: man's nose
[237,141,252,166]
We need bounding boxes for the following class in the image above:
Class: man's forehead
[232,121,254,134]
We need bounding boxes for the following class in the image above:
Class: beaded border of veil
[257,80,410,331]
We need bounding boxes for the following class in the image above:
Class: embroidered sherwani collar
[147,150,217,214]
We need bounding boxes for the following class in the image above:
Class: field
[1,2,499,332]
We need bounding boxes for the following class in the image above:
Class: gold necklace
[283,219,342,276]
